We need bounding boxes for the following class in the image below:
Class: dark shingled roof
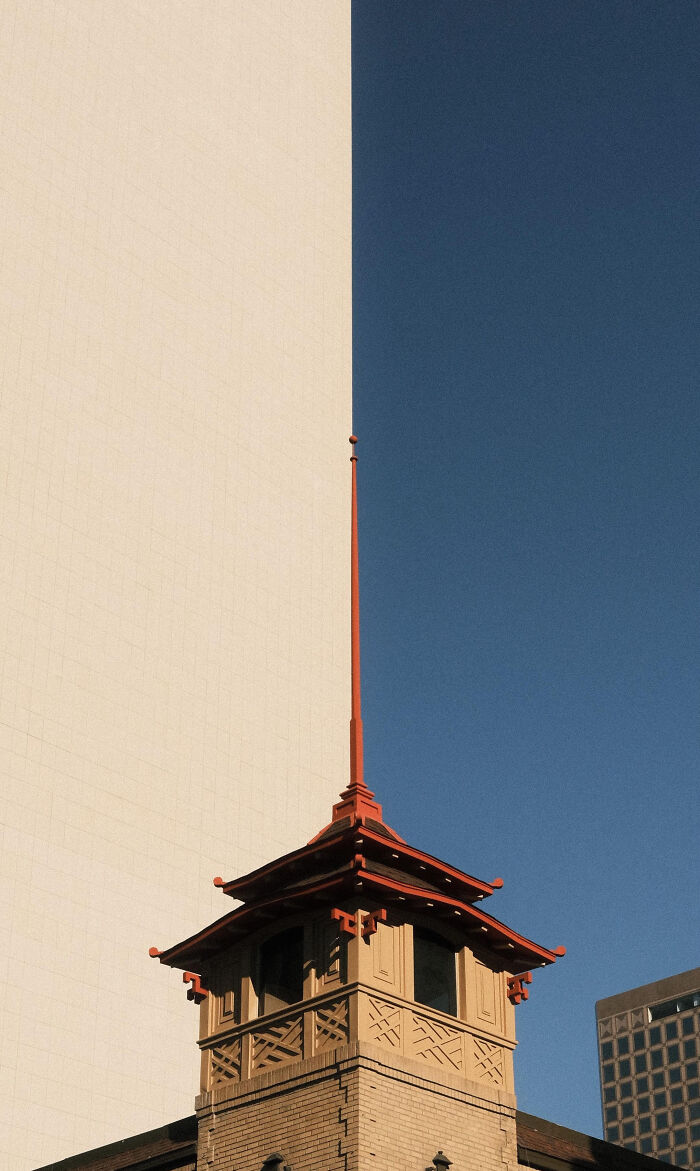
[33,1110,673,1171]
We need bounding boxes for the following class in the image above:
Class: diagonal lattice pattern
[252,1014,303,1071]
[367,997,401,1049]
[411,1012,463,1071]
[210,1037,242,1086]
[315,998,350,1053]
[473,1036,504,1085]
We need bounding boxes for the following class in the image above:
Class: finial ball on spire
[349,435,358,444]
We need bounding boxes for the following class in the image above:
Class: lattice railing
[315,997,350,1054]
[201,988,511,1092]
[201,993,351,1089]
[472,1035,505,1086]
[367,995,401,1049]
[360,992,510,1088]
[210,1037,241,1086]
[411,1011,463,1072]
[252,1014,303,1071]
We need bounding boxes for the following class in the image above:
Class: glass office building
[596,969,700,1170]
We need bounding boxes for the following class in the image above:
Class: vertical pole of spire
[349,435,364,788]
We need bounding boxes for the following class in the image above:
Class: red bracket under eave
[183,971,208,1003]
[331,907,387,939]
[332,908,357,936]
[507,971,533,1005]
[361,908,387,938]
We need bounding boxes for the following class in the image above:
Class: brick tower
[150,440,565,1171]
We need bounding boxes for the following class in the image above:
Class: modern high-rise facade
[596,969,700,1171]
[0,3,351,1167]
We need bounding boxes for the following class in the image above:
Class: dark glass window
[638,1095,650,1115]
[668,1043,680,1064]
[682,1017,695,1036]
[666,1021,679,1040]
[413,929,456,1015]
[692,1145,700,1165]
[691,1101,700,1119]
[671,1087,684,1105]
[653,1072,666,1089]
[620,1080,633,1099]
[607,1126,619,1142]
[633,1030,645,1051]
[670,1066,682,1084]
[640,1138,653,1154]
[687,1061,699,1080]
[673,1107,687,1126]
[604,1087,617,1103]
[603,1063,615,1083]
[601,1041,614,1061]
[691,1124,700,1141]
[650,1026,662,1046]
[674,1148,689,1168]
[655,1091,668,1110]
[639,1116,652,1134]
[606,1106,618,1124]
[622,1121,635,1139]
[621,1101,634,1119]
[617,1035,630,1056]
[657,1131,670,1150]
[635,1054,648,1073]
[674,1129,688,1146]
[649,993,700,1022]
[685,1039,697,1059]
[657,1112,669,1130]
[689,1085,700,1103]
[258,926,304,1015]
[651,1049,664,1068]
[619,1058,631,1077]
[636,1076,649,1094]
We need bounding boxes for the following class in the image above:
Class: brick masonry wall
[196,1041,519,1171]
[197,1052,352,1171]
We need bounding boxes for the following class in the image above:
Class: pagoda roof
[152,816,564,974]
[212,821,502,905]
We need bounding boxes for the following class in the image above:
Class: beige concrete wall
[0,2,351,1166]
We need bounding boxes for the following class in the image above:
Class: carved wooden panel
[411,1012,463,1072]
[252,1014,303,1071]
[209,951,240,1033]
[367,996,401,1050]
[372,920,401,991]
[472,1035,504,1086]
[314,997,349,1054]
[474,958,501,1033]
[209,1037,241,1087]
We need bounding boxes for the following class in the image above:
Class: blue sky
[352,0,699,1138]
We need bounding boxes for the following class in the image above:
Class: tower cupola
[149,439,564,1171]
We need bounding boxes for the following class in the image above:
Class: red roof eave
[355,868,565,968]
[217,824,499,903]
[154,873,351,970]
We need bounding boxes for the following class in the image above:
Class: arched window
[413,928,457,1016]
[258,926,304,1015]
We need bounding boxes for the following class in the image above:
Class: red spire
[308,438,403,843]
[349,435,364,787]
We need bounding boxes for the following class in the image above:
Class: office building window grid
[598,998,700,1170]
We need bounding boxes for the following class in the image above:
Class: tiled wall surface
[0,2,351,1165]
